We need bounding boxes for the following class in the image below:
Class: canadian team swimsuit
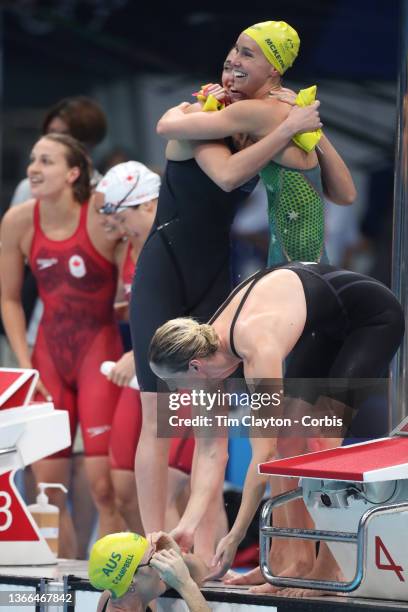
[109,243,143,471]
[30,201,123,458]
[110,242,195,474]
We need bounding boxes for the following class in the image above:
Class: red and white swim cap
[96,161,160,209]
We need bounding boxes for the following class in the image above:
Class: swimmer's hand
[205,532,240,580]
[178,102,192,112]
[150,549,191,591]
[194,83,231,108]
[274,89,297,105]
[113,300,129,321]
[36,378,53,402]
[284,101,322,136]
[170,524,194,553]
[150,531,182,554]
[203,83,231,106]
[107,351,135,387]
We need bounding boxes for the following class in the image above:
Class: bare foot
[250,582,283,594]
[278,562,345,598]
[279,587,330,598]
[221,570,242,583]
[249,558,314,595]
[224,566,263,585]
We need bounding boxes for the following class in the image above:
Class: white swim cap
[96,161,160,212]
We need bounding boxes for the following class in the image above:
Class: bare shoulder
[263,97,292,121]
[226,98,271,115]
[1,199,35,235]
[230,98,291,137]
[234,314,281,357]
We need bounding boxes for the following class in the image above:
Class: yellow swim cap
[243,21,300,74]
[88,532,148,599]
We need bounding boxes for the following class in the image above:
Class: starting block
[258,420,408,600]
[0,368,71,565]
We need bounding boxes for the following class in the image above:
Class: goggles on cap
[98,181,139,215]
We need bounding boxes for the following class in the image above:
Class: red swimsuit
[29,201,122,458]
[109,243,195,474]
[109,243,142,471]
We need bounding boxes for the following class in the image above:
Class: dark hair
[42,96,107,148]
[42,133,92,203]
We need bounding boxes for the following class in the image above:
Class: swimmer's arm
[172,437,228,551]
[113,241,129,319]
[165,104,204,158]
[317,134,356,205]
[157,100,271,141]
[192,117,297,192]
[194,127,292,191]
[0,210,32,369]
[228,345,283,538]
[209,436,272,579]
[177,578,210,612]
[230,438,272,541]
[151,550,210,611]
[207,348,283,575]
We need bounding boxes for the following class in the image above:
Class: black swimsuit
[101,598,152,611]
[130,158,251,391]
[209,262,404,380]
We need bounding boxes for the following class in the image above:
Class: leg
[111,469,143,533]
[165,466,190,530]
[279,544,344,598]
[31,334,79,558]
[23,466,37,505]
[84,456,125,536]
[77,327,124,536]
[252,477,314,592]
[257,332,340,594]
[280,303,405,598]
[167,433,195,531]
[70,451,97,559]
[110,387,143,532]
[130,233,188,533]
[227,476,314,593]
[136,391,171,532]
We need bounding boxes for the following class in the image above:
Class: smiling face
[229,32,279,98]
[93,192,125,241]
[222,47,246,103]
[27,137,80,200]
[115,200,156,241]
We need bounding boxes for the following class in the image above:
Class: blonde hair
[149,318,219,373]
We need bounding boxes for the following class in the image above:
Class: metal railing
[259,488,408,592]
